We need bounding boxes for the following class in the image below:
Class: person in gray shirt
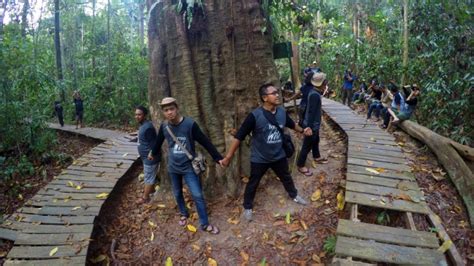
[220,83,312,221]
[149,97,223,234]
[135,106,160,204]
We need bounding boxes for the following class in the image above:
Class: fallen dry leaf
[90,254,107,263]
[365,168,380,175]
[208,257,217,266]
[96,193,109,199]
[311,189,322,201]
[49,247,58,256]
[240,251,249,262]
[187,224,197,233]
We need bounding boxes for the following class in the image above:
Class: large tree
[147,0,279,196]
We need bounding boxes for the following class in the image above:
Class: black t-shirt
[373,90,382,100]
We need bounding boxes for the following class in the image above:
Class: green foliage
[323,235,337,254]
[270,0,473,145]
[376,210,390,225]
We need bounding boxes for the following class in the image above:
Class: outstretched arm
[220,113,255,167]
[192,122,223,162]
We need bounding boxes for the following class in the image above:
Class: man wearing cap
[135,105,160,204]
[148,97,222,234]
[220,83,311,221]
[296,72,329,176]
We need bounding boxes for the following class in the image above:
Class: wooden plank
[38,192,111,200]
[44,186,112,194]
[347,133,395,141]
[4,256,86,266]
[20,206,100,216]
[62,169,121,178]
[335,236,447,265]
[348,146,405,158]
[49,179,116,188]
[67,165,126,174]
[337,219,439,248]
[349,142,402,152]
[81,154,136,161]
[348,152,406,164]
[345,191,429,214]
[25,199,103,208]
[349,137,397,146]
[56,175,116,182]
[428,210,465,266]
[0,227,17,241]
[7,245,87,259]
[331,258,376,266]
[4,223,93,234]
[14,232,91,245]
[347,158,411,172]
[347,165,414,180]
[345,181,423,199]
[346,173,418,191]
[7,214,95,225]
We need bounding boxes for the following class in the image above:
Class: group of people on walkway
[53,91,84,129]
[339,69,421,129]
[135,72,330,235]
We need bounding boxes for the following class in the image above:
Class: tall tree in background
[401,0,408,86]
[54,0,64,101]
[147,0,279,196]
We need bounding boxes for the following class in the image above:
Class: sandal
[297,167,313,177]
[202,224,220,235]
[136,197,150,204]
[314,157,328,163]
[178,216,188,226]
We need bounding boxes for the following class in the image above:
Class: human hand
[219,157,231,167]
[147,151,154,161]
[303,127,313,136]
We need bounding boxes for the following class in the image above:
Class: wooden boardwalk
[1,124,139,265]
[320,98,463,265]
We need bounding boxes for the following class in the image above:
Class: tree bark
[290,34,301,89]
[20,0,28,37]
[138,0,145,50]
[54,0,64,101]
[399,120,474,226]
[106,0,112,87]
[147,0,279,197]
[315,8,321,65]
[401,0,409,86]
[91,0,96,78]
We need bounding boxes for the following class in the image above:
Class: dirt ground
[88,119,347,265]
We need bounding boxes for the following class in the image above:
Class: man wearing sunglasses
[220,83,312,221]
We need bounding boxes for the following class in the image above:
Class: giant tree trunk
[147,0,279,197]
[399,120,474,226]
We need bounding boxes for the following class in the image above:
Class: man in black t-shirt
[220,83,311,221]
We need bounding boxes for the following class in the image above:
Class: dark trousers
[382,107,390,126]
[341,89,353,106]
[296,131,320,167]
[57,114,64,127]
[243,158,298,209]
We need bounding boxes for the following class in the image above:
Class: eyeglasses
[265,91,279,96]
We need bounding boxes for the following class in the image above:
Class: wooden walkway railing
[1,124,139,265]
[320,98,463,265]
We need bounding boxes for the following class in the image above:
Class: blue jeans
[169,172,209,227]
[367,102,384,119]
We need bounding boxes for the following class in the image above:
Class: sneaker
[293,195,308,205]
[243,209,253,221]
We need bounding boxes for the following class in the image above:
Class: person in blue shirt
[148,97,223,234]
[341,69,356,106]
[220,83,311,222]
[135,106,160,204]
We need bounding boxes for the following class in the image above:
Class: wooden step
[335,236,447,265]
[337,219,439,248]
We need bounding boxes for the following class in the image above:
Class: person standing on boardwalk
[296,72,328,176]
[54,101,64,127]
[135,105,160,204]
[148,97,222,234]
[73,91,84,129]
[341,69,356,106]
[220,83,311,221]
